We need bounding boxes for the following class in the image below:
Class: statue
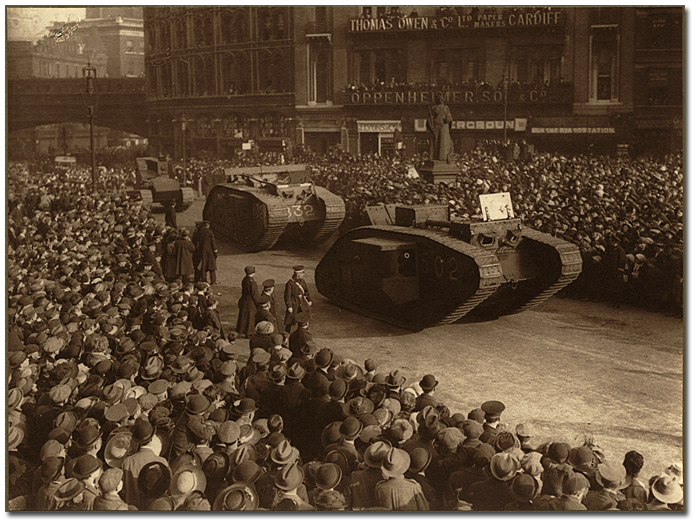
[427,92,455,162]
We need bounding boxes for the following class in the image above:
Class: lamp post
[502,65,508,144]
[180,114,188,186]
[83,62,97,194]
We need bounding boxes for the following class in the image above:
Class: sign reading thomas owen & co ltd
[350,9,565,33]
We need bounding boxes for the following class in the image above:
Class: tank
[202,164,345,252]
[315,199,582,330]
[129,157,195,212]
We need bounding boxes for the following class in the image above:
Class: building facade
[143,6,683,159]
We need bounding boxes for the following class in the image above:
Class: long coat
[427,102,454,161]
[173,238,195,277]
[284,277,311,327]
[236,275,258,337]
[197,226,218,272]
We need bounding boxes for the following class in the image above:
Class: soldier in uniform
[196,220,218,285]
[284,265,312,333]
[261,279,284,332]
[479,401,507,445]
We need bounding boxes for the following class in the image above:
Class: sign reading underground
[350,9,565,33]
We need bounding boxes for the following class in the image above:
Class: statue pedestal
[418,160,460,184]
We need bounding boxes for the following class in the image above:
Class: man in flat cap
[236,266,259,338]
[284,265,312,333]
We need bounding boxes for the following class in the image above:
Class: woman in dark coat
[236,266,259,338]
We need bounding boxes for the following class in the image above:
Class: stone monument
[419,92,460,184]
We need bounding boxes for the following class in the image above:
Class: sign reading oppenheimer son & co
[349,9,565,33]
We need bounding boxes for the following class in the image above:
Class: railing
[8,77,146,94]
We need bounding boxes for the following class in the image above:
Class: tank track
[344,225,504,329]
[307,187,347,246]
[230,189,289,252]
[502,227,583,315]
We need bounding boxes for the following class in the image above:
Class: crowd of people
[6,144,684,510]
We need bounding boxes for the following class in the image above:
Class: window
[309,40,331,102]
[353,48,406,88]
[434,49,481,87]
[126,40,134,53]
[589,26,619,102]
[315,6,327,32]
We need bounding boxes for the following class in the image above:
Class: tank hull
[202,183,345,252]
[315,225,582,330]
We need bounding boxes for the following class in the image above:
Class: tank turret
[315,195,582,330]
[202,164,345,252]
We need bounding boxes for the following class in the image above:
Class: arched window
[258,7,272,40]
[257,50,274,93]
[222,52,250,95]
[271,49,289,93]
[175,60,189,98]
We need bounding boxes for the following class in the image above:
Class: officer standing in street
[284,265,312,333]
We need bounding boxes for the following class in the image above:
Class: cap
[262,279,275,288]
[481,400,505,418]
[244,266,255,275]
[292,265,304,272]
[295,312,310,324]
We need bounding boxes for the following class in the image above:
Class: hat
[390,419,413,443]
[515,423,533,438]
[149,496,175,511]
[53,478,85,503]
[170,464,207,497]
[664,462,683,483]
[72,454,103,480]
[275,463,304,491]
[568,446,595,474]
[132,418,156,444]
[186,394,211,415]
[262,279,275,289]
[409,447,432,474]
[203,451,230,480]
[271,439,300,465]
[328,379,348,400]
[98,467,124,493]
[138,460,172,498]
[315,348,334,368]
[343,396,375,418]
[563,471,590,495]
[339,416,363,441]
[141,356,164,381]
[53,411,78,432]
[364,441,391,468]
[73,425,101,450]
[493,431,520,453]
[286,362,306,380]
[255,321,274,335]
[232,460,262,484]
[104,403,129,423]
[547,442,570,464]
[40,456,65,484]
[384,370,406,388]
[481,400,505,419]
[267,364,287,383]
[292,265,304,272]
[148,379,169,396]
[335,362,361,382]
[105,432,134,468]
[49,384,72,405]
[8,426,24,450]
[439,427,465,451]
[373,407,393,427]
[381,447,411,479]
[419,374,439,391]
[651,474,683,504]
[232,398,257,416]
[251,348,271,365]
[244,266,255,275]
[316,463,342,490]
[213,482,259,511]
[218,421,241,444]
[520,451,544,477]
[595,461,627,490]
[511,473,539,502]
[490,452,520,481]
[40,439,64,461]
[295,312,310,324]
[364,359,377,372]
[462,419,484,440]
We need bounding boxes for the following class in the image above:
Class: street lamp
[83,61,97,193]
[502,65,508,144]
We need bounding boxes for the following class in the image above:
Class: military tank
[202,164,345,252]
[129,157,195,212]
[315,194,582,330]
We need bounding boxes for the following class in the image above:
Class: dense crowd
[6,152,684,511]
